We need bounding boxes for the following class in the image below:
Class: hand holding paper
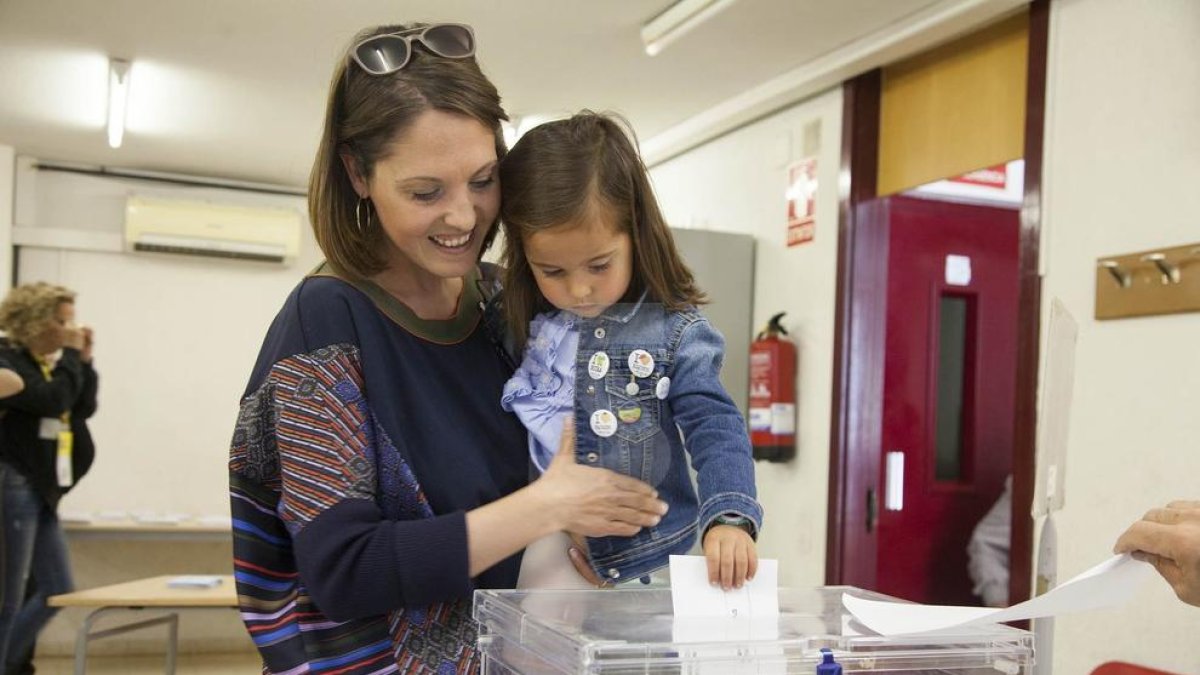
[670,555,778,618]
[1115,499,1200,607]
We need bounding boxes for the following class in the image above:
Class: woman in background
[0,282,98,674]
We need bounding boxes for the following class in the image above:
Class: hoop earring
[355,197,372,234]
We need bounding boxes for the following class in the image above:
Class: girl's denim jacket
[504,291,763,584]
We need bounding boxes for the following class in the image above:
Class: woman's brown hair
[499,111,704,347]
[310,24,508,279]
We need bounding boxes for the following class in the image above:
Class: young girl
[500,111,762,590]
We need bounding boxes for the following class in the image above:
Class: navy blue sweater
[229,265,528,672]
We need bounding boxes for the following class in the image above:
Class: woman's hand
[533,418,668,539]
[80,326,94,363]
[1115,500,1200,606]
[61,324,86,351]
[703,525,758,591]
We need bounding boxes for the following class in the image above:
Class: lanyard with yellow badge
[37,357,73,488]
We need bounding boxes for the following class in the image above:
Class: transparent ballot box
[473,586,1033,674]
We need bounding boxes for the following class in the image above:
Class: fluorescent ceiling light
[107,58,130,148]
[641,0,739,56]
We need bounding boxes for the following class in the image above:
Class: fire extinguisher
[749,312,796,462]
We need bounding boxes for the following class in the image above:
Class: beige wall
[650,88,843,589]
[0,146,11,296]
[1040,0,1200,672]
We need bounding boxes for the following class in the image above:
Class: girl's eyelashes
[589,262,611,273]
[470,177,496,190]
[539,268,565,278]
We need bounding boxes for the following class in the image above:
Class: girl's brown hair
[309,24,508,279]
[499,111,704,346]
[0,282,76,348]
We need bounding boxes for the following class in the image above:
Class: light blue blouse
[501,311,578,473]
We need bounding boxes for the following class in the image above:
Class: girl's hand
[533,417,668,538]
[703,525,758,590]
[566,531,608,587]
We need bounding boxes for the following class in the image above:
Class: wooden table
[49,575,237,675]
[62,518,231,541]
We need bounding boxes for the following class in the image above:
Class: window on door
[934,293,977,483]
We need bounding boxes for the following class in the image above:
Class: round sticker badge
[588,351,610,380]
[656,376,671,400]
[628,349,655,378]
[617,406,643,424]
[590,409,618,437]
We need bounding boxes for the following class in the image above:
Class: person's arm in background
[1,327,87,417]
[1115,500,1200,606]
[72,327,98,420]
[0,356,23,398]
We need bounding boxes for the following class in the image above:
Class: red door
[842,196,1019,605]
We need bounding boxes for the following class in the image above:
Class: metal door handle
[885,451,904,511]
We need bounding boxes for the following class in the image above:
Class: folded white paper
[670,555,779,618]
[670,556,783,674]
[167,575,224,589]
[842,554,1154,635]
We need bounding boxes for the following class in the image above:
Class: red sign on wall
[948,164,1007,189]
[787,158,818,247]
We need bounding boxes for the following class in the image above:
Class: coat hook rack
[1098,260,1131,288]
[1141,253,1180,284]
[1095,241,1200,320]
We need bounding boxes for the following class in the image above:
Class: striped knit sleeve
[233,343,471,617]
[230,346,397,673]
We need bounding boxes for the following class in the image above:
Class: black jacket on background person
[0,340,97,509]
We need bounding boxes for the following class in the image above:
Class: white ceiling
[0,0,945,188]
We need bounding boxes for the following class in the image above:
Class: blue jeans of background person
[0,462,74,671]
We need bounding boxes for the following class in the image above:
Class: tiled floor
[35,652,262,674]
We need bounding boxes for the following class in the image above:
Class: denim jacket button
[585,452,599,463]
[587,384,595,394]
[607,568,621,579]
[594,327,606,339]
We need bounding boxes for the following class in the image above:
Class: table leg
[72,607,180,675]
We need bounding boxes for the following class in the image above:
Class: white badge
[625,381,639,396]
[39,418,63,440]
[656,376,671,400]
[56,447,73,487]
[628,349,655,378]
[588,352,610,380]
[590,409,618,438]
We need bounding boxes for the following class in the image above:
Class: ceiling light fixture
[641,0,739,56]
[107,58,130,148]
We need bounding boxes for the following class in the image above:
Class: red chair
[1090,662,1184,675]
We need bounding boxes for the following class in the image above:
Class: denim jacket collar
[593,290,649,325]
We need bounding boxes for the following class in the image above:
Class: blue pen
[816,647,842,674]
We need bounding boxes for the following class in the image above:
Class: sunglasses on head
[350,23,476,76]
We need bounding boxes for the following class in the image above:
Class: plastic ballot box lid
[472,586,1033,674]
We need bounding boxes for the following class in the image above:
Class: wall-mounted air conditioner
[124,196,302,263]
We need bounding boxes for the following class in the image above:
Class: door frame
[825,0,1050,607]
